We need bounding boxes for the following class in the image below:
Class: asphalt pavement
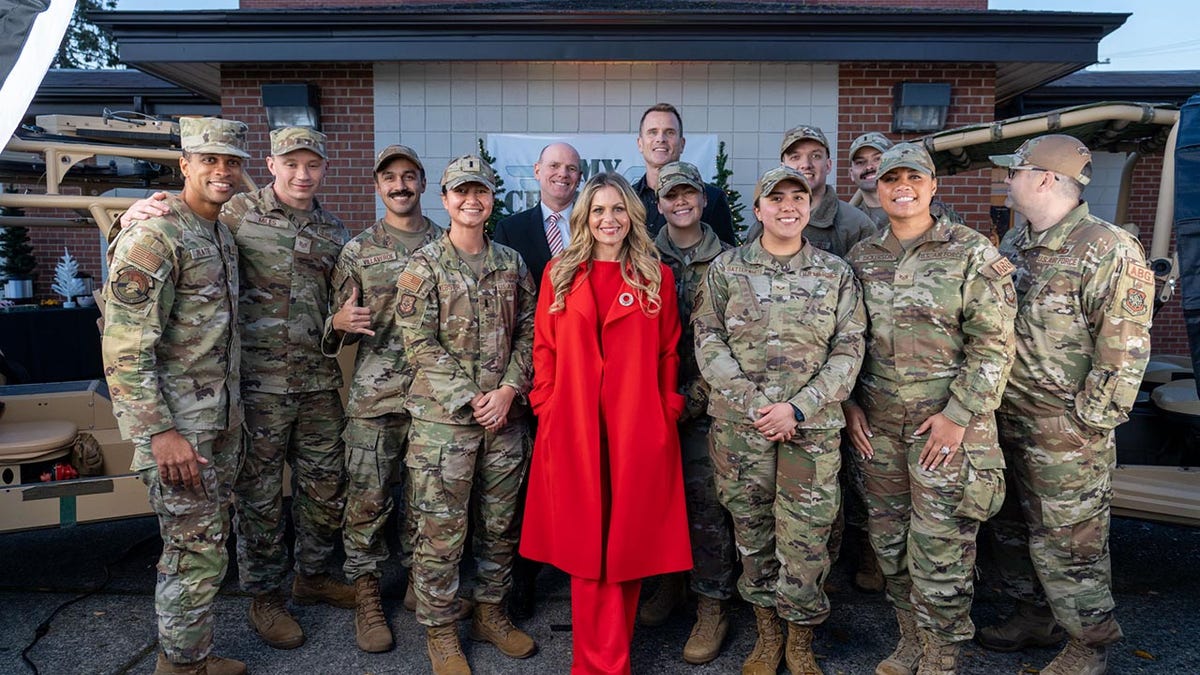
[0,511,1197,674]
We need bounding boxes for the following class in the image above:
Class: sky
[111,0,1200,72]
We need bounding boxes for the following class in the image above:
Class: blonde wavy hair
[547,172,662,315]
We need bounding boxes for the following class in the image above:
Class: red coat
[520,260,693,583]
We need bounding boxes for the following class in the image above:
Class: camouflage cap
[989,134,1092,185]
[878,142,936,178]
[656,161,705,199]
[441,154,496,192]
[270,126,328,159]
[849,132,894,160]
[753,165,812,205]
[375,144,425,175]
[779,124,830,159]
[179,117,250,159]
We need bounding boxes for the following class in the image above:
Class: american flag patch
[397,271,425,292]
[127,243,165,272]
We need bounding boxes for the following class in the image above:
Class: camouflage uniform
[845,213,1016,643]
[224,181,350,595]
[101,117,247,664]
[396,231,536,627]
[654,221,735,601]
[988,202,1152,647]
[694,236,866,624]
[324,215,444,581]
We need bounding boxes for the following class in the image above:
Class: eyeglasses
[1006,165,1057,180]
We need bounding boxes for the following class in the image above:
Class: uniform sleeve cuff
[942,397,974,428]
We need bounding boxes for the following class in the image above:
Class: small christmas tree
[0,225,37,281]
[711,141,747,242]
[477,138,512,235]
[52,247,87,305]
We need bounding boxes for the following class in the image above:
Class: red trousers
[570,576,642,675]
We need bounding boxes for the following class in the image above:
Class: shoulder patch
[127,242,166,274]
[110,265,154,305]
[397,294,418,317]
[398,270,426,293]
[1126,262,1154,285]
[981,255,1016,279]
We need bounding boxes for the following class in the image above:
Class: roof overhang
[92,7,1128,104]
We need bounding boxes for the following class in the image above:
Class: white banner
[486,133,719,214]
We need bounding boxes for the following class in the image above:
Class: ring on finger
[939,445,951,456]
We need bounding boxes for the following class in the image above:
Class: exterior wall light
[892,82,951,133]
[261,83,321,130]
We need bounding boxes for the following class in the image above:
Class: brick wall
[241,0,986,9]
[1124,154,1187,356]
[221,64,376,231]
[21,211,106,301]
[838,63,995,227]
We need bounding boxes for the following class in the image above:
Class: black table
[0,306,103,384]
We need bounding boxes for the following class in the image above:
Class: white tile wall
[374,61,839,224]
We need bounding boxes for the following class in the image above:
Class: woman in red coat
[520,172,692,674]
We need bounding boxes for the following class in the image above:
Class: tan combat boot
[469,601,537,658]
[876,608,923,675]
[638,572,688,626]
[293,572,356,609]
[354,575,394,653]
[154,652,247,675]
[427,624,472,675]
[1038,638,1109,675]
[682,595,729,664]
[915,630,960,675]
[742,605,785,675]
[976,600,1065,652]
[249,591,304,649]
[785,623,824,675]
[852,529,885,593]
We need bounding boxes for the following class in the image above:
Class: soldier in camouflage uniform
[219,127,355,649]
[848,132,894,230]
[742,125,877,257]
[102,117,249,675]
[396,155,538,675]
[695,165,866,675]
[979,136,1153,675]
[322,145,446,652]
[843,143,1015,675]
[638,162,735,664]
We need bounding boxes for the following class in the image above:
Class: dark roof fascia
[92,9,1126,65]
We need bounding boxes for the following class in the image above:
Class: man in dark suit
[493,142,582,288]
[630,103,738,246]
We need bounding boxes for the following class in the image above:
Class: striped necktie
[545,212,564,255]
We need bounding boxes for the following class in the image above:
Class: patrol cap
[753,165,812,205]
[779,124,830,159]
[849,132,893,160]
[375,144,426,176]
[270,126,327,159]
[656,161,705,199]
[989,134,1092,186]
[878,142,936,178]
[179,117,250,159]
[441,155,497,192]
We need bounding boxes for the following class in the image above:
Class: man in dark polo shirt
[631,103,738,246]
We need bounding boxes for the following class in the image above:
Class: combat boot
[249,591,304,649]
[293,572,356,609]
[876,608,922,675]
[404,570,474,619]
[469,601,537,658]
[742,605,784,675]
[785,623,824,675]
[915,630,960,675]
[976,600,1065,652]
[682,595,729,664]
[852,529,884,593]
[638,572,688,626]
[427,624,472,675]
[1038,638,1109,675]
[354,575,393,653]
[154,652,248,675]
